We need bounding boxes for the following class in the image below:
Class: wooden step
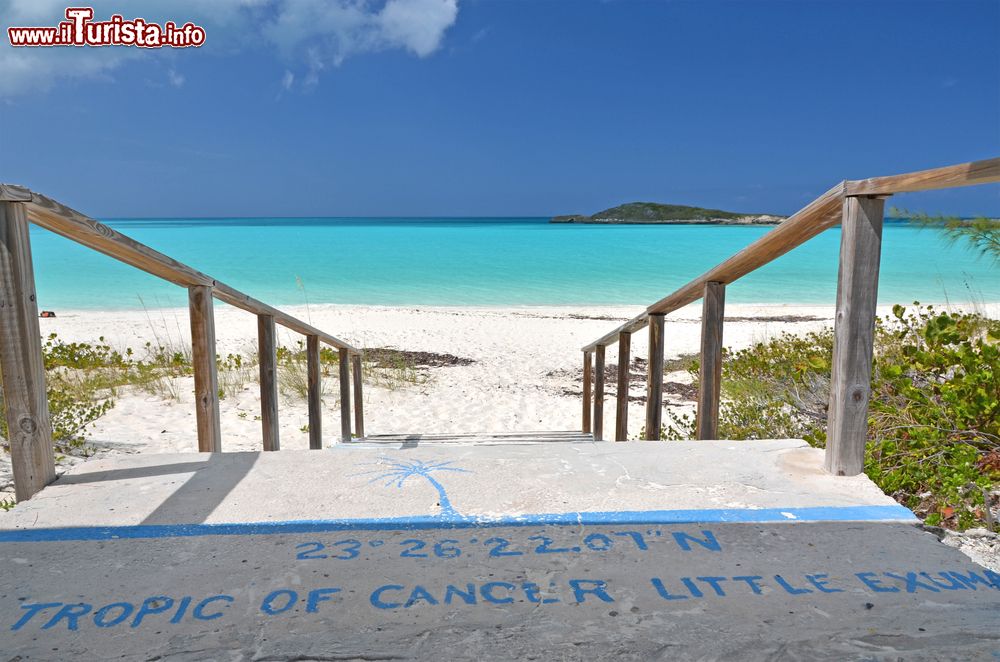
[348,430,596,445]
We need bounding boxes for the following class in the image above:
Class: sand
[1,301,997,499]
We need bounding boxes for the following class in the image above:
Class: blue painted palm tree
[354,458,471,517]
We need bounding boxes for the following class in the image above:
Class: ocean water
[28,218,999,310]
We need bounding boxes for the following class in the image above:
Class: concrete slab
[1,440,998,660]
[0,439,907,529]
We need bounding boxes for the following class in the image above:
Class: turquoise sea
[28,218,999,310]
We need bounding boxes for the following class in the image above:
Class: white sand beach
[1,301,997,500]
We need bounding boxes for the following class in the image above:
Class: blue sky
[0,0,997,217]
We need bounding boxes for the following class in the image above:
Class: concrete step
[0,439,997,659]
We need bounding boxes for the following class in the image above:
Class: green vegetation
[361,348,427,390]
[271,343,423,400]
[1,333,191,456]
[552,202,778,223]
[592,202,744,221]
[0,334,428,475]
[659,304,999,532]
[216,352,255,400]
[274,342,336,400]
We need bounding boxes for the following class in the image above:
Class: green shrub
[1,333,195,457]
[867,305,998,530]
[662,304,999,532]
[1,334,119,455]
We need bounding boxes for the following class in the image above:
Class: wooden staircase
[347,430,596,446]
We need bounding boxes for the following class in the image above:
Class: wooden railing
[580,158,1000,475]
[0,185,365,501]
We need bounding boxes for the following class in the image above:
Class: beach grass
[1,331,437,480]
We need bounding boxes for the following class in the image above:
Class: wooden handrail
[11,187,361,354]
[213,283,360,354]
[580,157,1000,469]
[582,158,1000,353]
[581,182,844,352]
[0,186,369,500]
[23,188,215,288]
[845,157,1000,196]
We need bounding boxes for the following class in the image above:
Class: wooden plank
[189,285,222,452]
[582,314,648,353]
[0,202,55,501]
[361,432,595,444]
[593,345,606,441]
[696,282,725,440]
[647,184,844,315]
[0,185,31,202]
[257,314,279,451]
[825,196,885,476]
[582,158,1000,354]
[645,313,665,440]
[307,335,322,450]
[582,351,592,434]
[352,354,365,439]
[365,431,589,440]
[338,347,352,442]
[615,331,631,441]
[845,157,1000,196]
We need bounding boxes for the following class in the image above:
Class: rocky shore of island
[551,202,786,225]
[552,213,785,225]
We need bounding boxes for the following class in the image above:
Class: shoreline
[35,294,1000,314]
[549,218,782,226]
[36,299,1000,315]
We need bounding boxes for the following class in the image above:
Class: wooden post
[0,201,56,501]
[188,285,221,452]
[257,314,279,451]
[645,313,665,440]
[338,347,351,442]
[352,354,365,439]
[593,345,606,441]
[696,282,725,440]
[615,331,631,441]
[306,334,322,450]
[825,195,885,476]
[582,351,592,434]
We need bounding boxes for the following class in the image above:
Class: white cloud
[166,68,185,88]
[380,0,458,57]
[0,0,459,98]
[262,0,457,86]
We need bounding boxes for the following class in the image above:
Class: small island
[552,202,785,225]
